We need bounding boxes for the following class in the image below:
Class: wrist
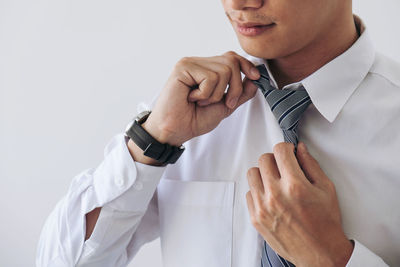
[333,239,354,267]
[127,138,164,166]
[142,115,185,147]
[324,236,354,267]
[125,111,185,165]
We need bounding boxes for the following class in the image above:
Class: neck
[268,14,359,89]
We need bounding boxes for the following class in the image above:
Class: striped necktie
[252,64,312,267]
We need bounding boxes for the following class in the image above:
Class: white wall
[0,1,399,266]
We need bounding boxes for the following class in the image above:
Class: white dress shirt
[37,16,400,267]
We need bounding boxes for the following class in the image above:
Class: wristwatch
[124,110,185,165]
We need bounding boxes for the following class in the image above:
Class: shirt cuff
[92,133,167,211]
[346,239,388,267]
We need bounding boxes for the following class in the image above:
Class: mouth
[234,21,276,37]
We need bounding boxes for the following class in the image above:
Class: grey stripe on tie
[270,90,297,111]
[277,95,311,125]
[280,97,311,130]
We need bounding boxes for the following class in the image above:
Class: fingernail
[228,97,238,108]
[251,67,259,78]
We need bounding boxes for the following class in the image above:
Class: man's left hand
[246,142,354,267]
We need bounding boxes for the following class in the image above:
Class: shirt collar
[247,15,375,123]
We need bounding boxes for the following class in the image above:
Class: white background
[1,1,399,266]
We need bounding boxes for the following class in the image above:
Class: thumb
[235,77,259,107]
[296,142,330,188]
[222,77,258,118]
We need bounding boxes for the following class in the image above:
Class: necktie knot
[252,64,312,146]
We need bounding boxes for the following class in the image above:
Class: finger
[221,52,260,108]
[212,77,258,119]
[223,51,260,80]
[223,57,243,109]
[258,153,280,192]
[273,142,306,182]
[235,77,259,107]
[296,142,330,188]
[181,61,219,102]
[195,54,245,109]
[247,167,265,210]
[246,191,256,220]
[188,52,259,108]
[194,62,231,106]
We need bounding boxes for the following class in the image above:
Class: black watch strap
[125,111,185,165]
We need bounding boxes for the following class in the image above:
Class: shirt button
[115,176,125,187]
[133,181,143,191]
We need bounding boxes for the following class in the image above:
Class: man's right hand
[88,51,261,237]
[141,51,260,147]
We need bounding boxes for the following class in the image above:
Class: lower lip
[236,24,275,37]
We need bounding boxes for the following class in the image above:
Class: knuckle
[264,183,274,196]
[287,181,304,198]
[266,191,278,208]
[175,58,192,73]
[247,167,259,179]
[254,207,269,223]
[228,56,238,66]
[223,50,237,57]
[246,190,252,199]
[326,179,336,193]
[223,54,238,65]
[207,71,219,83]
[220,65,231,77]
[258,153,273,167]
[273,142,293,155]
[177,56,191,66]
[249,211,263,227]
[250,215,259,227]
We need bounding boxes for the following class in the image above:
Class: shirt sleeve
[36,133,167,267]
[346,239,389,267]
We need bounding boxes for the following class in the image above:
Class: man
[37,0,400,266]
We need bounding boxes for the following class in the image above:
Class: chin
[237,36,287,60]
[239,39,282,59]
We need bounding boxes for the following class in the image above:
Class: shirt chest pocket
[157,179,235,267]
